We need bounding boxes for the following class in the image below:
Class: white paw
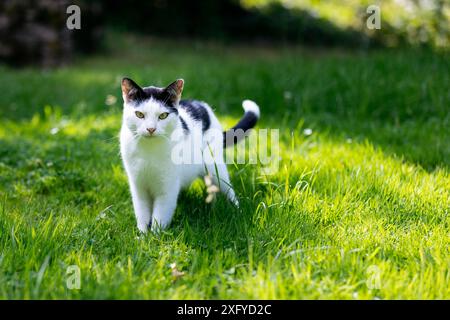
[137,222,149,233]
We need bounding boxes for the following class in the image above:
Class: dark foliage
[99,0,374,47]
[0,0,103,66]
[6,0,444,67]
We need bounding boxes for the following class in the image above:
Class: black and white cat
[120,78,260,233]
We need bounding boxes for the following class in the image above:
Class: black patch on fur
[123,79,182,115]
[122,83,175,110]
[179,117,189,133]
[142,86,178,111]
[163,105,179,114]
[179,100,211,132]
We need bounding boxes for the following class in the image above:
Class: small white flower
[96,212,106,220]
[205,194,215,204]
[283,91,293,100]
[170,262,185,280]
[204,174,220,203]
[204,175,213,187]
[207,185,220,194]
[50,127,59,135]
[303,128,313,136]
[105,95,117,106]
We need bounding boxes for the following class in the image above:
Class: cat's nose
[146,128,156,135]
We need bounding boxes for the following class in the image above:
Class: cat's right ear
[121,78,144,103]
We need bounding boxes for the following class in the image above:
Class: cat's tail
[223,100,260,148]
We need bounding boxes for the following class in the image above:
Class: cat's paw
[137,222,149,234]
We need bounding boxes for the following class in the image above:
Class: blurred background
[0,0,448,67]
[0,1,449,300]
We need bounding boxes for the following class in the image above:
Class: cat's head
[121,77,184,138]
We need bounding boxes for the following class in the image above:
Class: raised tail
[223,100,260,148]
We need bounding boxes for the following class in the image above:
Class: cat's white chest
[120,128,177,195]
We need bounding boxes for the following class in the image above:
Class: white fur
[242,99,260,118]
[120,97,239,233]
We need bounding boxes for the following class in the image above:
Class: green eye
[135,111,144,119]
[159,112,169,120]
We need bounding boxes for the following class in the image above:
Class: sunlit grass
[0,33,449,299]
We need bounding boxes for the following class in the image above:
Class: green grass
[0,33,449,299]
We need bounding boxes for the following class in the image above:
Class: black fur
[179,116,189,133]
[143,86,178,112]
[223,111,258,148]
[179,100,211,132]
[122,78,178,111]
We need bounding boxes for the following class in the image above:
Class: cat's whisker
[159,134,170,142]
[130,132,141,141]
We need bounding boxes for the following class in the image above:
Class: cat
[120,77,260,233]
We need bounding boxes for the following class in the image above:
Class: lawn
[0,33,449,299]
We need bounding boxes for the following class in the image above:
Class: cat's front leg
[129,182,152,233]
[151,184,180,232]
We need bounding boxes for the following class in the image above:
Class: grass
[0,33,449,299]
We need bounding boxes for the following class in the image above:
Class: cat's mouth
[142,132,164,139]
[139,131,156,138]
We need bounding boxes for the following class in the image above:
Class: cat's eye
[135,111,145,119]
[159,112,169,120]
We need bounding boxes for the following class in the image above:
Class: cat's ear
[121,78,144,103]
[164,79,184,105]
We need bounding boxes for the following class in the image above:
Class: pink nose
[147,128,156,134]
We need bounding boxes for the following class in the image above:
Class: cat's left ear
[164,79,184,105]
